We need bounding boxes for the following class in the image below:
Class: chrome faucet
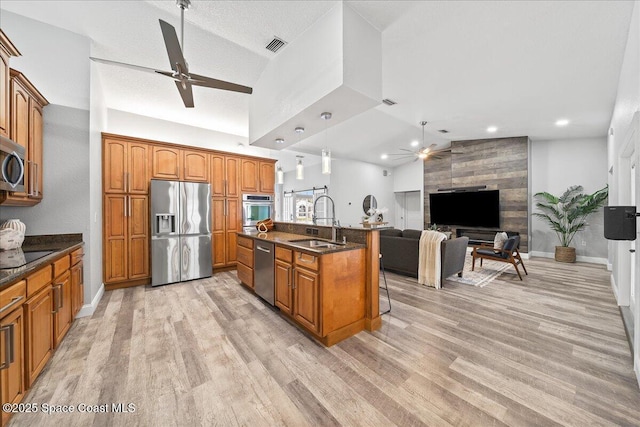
[312,194,340,241]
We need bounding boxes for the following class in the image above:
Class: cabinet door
[293,268,320,334]
[53,270,72,348]
[103,139,127,194]
[226,156,240,197]
[71,262,83,317]
[0,307,24,425]
[225,198,240,264]
[129,143,149,194]
[210,154,225,197]
[211,198,226,268]
[9,78,29,200]
[240,159,259,193]
[259,161,275,194]
[152,146,180,179]
[104,194,128,283]
[24,286,53,388]
[0,50,8,137]
[275,260,293,314]
[129,195,149,279]
[29,99,44,200]
[183,150,209,182]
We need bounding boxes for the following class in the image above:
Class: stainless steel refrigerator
[151,179,212,286]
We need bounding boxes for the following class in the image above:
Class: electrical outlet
[306,228,313,235]
[312,229,319,235]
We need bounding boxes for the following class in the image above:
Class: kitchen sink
[289,239,346,249]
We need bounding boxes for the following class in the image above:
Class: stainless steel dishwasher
[254,241,275,305]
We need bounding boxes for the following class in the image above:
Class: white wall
[608,0,640,385]
[530,137,608,262]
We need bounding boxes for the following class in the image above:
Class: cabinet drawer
[276,246,292,263]
[27,265,52,298]
[238,236,254,249]
[53,255,70,279]
[70,247,84,266]
[237,246,253,268]
[0,280,26,316]
[237,263,254,288]
[294,251,319,271]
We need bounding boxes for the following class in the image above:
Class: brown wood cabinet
[183,149,209,182]
[152,146,180,180]
[70,249,84,318]
[0,69,48,206]
[274,246,294,314]
[241,159,259,193]
[0,279,26,425]
[0,30,20,138]
[236,236,254,288]
[103,138,149,194]
[259,161,275,194]
[293,265,320,334]
[52,269,72,348]
[24,285,53,388]
[211,154,241,268]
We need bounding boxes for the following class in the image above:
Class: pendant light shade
[276,166,284,185]
[321,149,331,174]
[321,112,332,175]
[296,156,304,180]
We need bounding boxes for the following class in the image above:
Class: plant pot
[555,246,576,263]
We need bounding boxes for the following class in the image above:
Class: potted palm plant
[533,185,608,263]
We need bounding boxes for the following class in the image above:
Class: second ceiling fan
[389,121,454,162]
[90,0,252,108]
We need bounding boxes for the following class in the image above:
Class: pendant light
[321,112,332,174]
[296,156,304,180]
[276,166,284,185]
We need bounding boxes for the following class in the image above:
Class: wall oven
[242,194,274,231]
[0,135,25,193]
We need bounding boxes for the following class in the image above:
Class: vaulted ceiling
[1,1,634,168]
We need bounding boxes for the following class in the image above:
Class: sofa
[379,228,469,281]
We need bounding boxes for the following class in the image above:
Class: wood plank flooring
[9,257,640,426]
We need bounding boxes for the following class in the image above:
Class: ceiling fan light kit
[388,120,453,162]
[90,0,252,108]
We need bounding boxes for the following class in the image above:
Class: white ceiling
[1,0,634,169]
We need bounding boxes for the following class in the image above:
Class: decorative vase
[0,219,26,251]
[555,246,576,263]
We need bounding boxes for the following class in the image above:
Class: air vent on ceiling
[438,129,449,134]
[382,98,397,106]
[266,36,287,53]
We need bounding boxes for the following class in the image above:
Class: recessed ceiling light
[380,153,388,160]
[487,126,498,133]
[555,119,569,127]
[275,138,284,144]
[410,140,419,147]
[294,127,305,134]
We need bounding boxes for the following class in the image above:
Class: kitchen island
[237,223,382,346]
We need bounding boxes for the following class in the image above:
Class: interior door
[631,160,636,311]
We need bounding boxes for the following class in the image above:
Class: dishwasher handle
[256,245,271,253]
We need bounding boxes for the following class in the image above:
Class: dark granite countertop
[238,231,365,254]
[0,234,84,289]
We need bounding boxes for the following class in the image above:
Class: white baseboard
[611,274,619,303]
[607,262,613,271]
[76,283,105,318]
[528,251,608,265]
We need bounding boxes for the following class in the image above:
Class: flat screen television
[429,190,500,228]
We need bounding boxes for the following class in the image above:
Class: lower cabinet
[1,302,24,427]
[292,266,320,334]
[52,270,72,348]
[24,285,53,388]
[236,236,254,288]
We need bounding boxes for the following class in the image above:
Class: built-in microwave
[0,135,25,193]
[242,194,274,231]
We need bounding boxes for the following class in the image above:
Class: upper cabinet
[259,161,275,194]
[103,137,149,194]
[0,69,48,206]
[240,159,259,193]
[182,149,209,182]
[211,154,239,198]
[0,30,20,138]
[152,146,181,180]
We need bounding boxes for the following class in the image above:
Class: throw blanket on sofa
[418,230,447,288]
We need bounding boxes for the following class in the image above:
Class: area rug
[444,253,512,288]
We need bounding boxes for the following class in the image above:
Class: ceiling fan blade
[159,19,187,73]
[90,57,173,76]
[189,73,253,94]
[174,80,194,108]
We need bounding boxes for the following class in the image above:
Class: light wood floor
[10,257,640,426]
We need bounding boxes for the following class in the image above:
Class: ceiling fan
[90,0,252,108]
[388,121,454,162]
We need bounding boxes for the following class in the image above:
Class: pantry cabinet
[103,138,149,194]
[211,154,241,268]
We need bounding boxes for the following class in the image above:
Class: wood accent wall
[424,136,529,252]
